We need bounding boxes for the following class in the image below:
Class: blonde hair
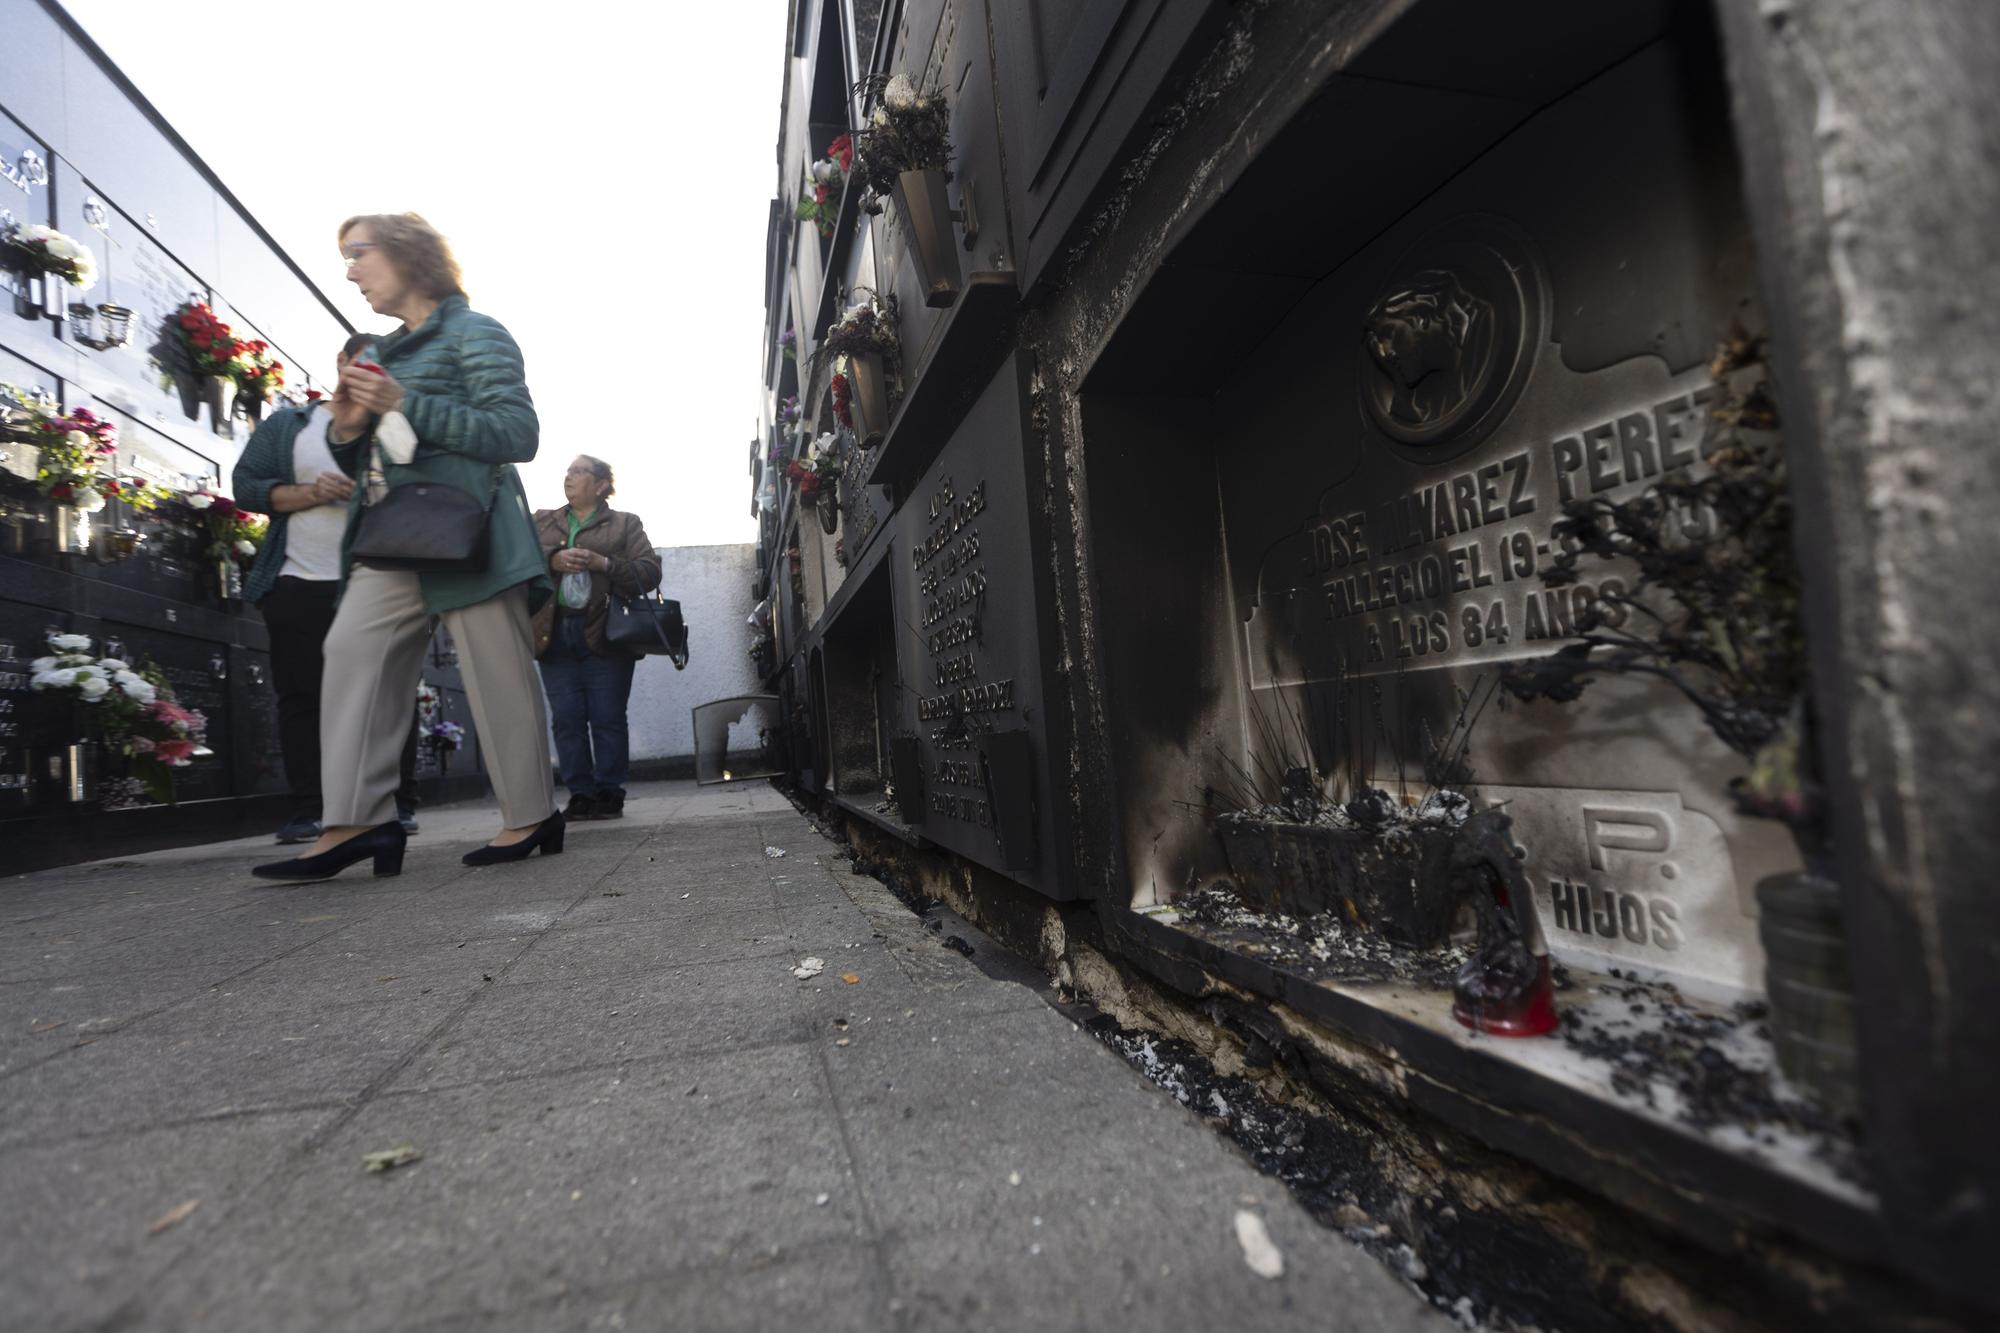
[338,212,464,300]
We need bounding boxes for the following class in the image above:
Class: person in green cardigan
[234,330,424,846]
[255,213,560,882]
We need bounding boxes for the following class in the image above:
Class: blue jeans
[539,615,636,798]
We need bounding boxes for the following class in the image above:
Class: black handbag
[349,449,501,573]
[606,590,690,668]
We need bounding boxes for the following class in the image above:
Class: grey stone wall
[1717,0,2000,1303]
[625,544,762,764]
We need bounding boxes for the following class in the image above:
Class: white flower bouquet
[4,223,98,290]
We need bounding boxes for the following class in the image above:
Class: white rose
[48,633,92,652]
[76,488,107,514]
[30,656,56,672]
[46,668,78,687]
[884,74,916,110]
[812,159,837,184]
[235,539,257,556]
[187,493,214,511]
[77,674,110,699]
[64,430,89,449]
[119,678,156,703]
[98,659,128,671]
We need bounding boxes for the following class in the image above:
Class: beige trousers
[321,566,554,829]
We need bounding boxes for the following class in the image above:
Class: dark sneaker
[590,792,624,820]
[397,803,420,835]
[563,794,596,821]
[275,813,322,844]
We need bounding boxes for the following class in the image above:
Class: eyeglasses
[565,466,602,478]
[341,242,377,271]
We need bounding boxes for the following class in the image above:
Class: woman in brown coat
[532,455,662,820]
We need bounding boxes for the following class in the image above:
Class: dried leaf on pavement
[840,973,861,985]
[363,1144,422,1174]
[148,1199,200,1235]
[792,957,826,979]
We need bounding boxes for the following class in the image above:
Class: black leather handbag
[606,591,690,668]
[349,451,500,573]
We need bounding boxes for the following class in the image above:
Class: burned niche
[1091,21,1792,1007]
[892,352,1067,894]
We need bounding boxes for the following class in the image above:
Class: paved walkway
[1,781,1438,1331]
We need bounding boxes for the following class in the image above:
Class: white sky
[61,0,787,547]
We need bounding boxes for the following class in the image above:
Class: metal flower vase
[215,557,243,603]
[205,376,235,437]
[817,483,840,536]
[894,169,962,309]
[1756,867,1860,1119]
[27,705,95,807]
[847,353,889,448]
[12,271,44,321]
[169,370,201,420]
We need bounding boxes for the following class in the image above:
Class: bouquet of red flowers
[829,371,853,430]
[13,391,119,510]
[795,133,855,238]
[231,339,285,418]
[783,434,843,506]
[157,301,245,381]
[187,491,269,564]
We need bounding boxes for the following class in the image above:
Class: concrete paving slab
[386,954,812,1093]
[0,780,1443,1331]
[147,1049,861,1330]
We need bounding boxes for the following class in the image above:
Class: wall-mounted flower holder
[818,482,840,536]
[894,169,962,308]
[204,376,234,438]
[846,352,889,447]
[11,270,44,321]
[66,302,133,351]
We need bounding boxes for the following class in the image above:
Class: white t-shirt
[278,409,348,582]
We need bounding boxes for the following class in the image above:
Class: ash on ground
[1090,1017,1577,1333]
[1168,882,1470,989]
[1560,970,1865,1183]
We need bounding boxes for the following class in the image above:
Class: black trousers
[260,575,418,817]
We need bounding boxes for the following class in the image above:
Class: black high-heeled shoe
[253,820,406,882]
[461,809,565,866]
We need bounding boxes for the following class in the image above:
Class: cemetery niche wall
[766,1,1999,1321]
[0,0,489,869]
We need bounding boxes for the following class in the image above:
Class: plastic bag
[559,570,592,609]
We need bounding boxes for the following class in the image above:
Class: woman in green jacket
[256,213,560,881]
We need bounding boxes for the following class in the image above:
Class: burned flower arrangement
[851,73,962,307]
[1501,327,1812,837]
[1208,679,1558,1035]
[1501,326,1854,1109]
[816,291,898,447]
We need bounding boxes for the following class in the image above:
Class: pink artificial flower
[129,736,156,754]
[155,739,195,764]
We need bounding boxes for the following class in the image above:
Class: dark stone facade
[756,1,1995,1322]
